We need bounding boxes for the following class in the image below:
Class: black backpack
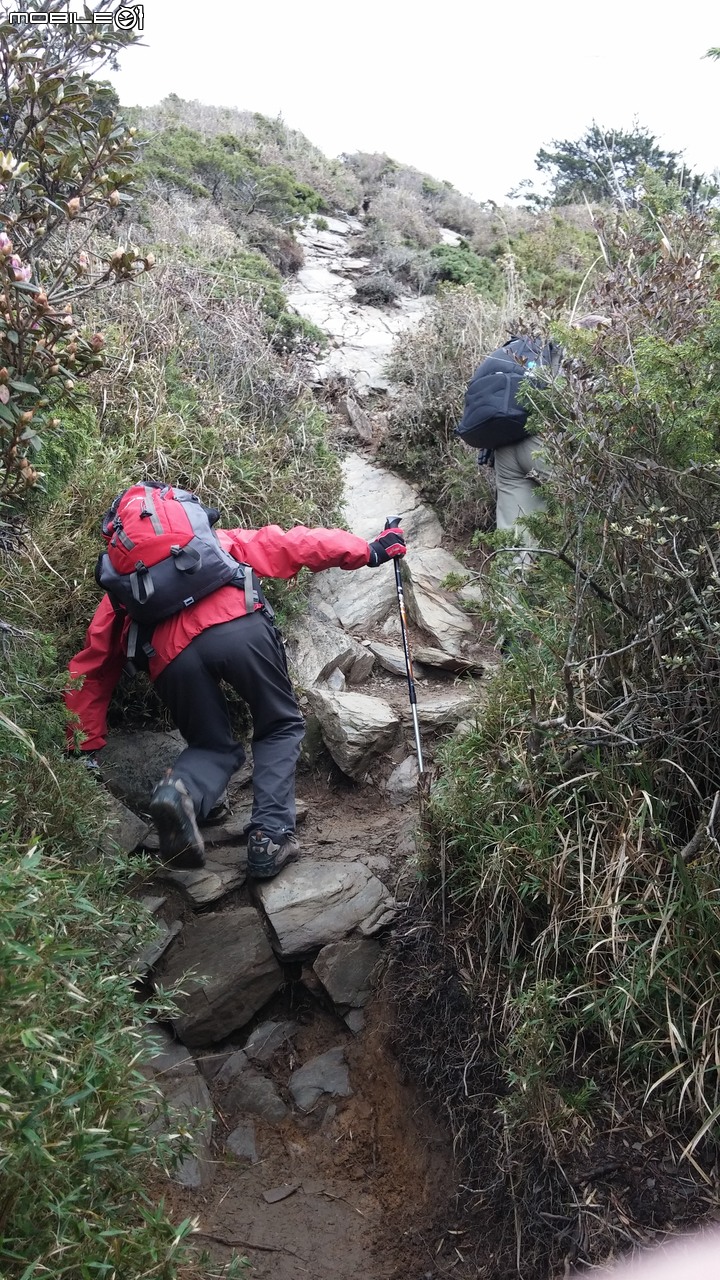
[456,336,560,450]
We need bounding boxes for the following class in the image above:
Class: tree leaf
[9,381,39,395]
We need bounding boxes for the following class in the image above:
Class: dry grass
[380,278,524,534]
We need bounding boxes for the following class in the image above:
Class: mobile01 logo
[9,5,144,31]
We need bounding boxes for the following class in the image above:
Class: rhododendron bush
[0,2,150,497]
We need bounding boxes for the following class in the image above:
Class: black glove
[367,527,406,567]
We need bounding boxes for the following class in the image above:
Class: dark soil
[151,764,486,1280]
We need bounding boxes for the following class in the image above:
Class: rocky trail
[100,217,496,1279]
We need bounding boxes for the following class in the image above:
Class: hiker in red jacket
[67,482,406,879]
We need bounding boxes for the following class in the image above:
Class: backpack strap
[130,565,154,606]
[243,564,255,614]
[141,485,164,535]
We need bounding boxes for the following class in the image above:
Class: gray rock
[344,394,373,443]
[325,666,346,692]
[452,718,476,740]
[99,793,150,854]
[226,1120,258,1163]
[156,908,284,1045]
[289,1047,352,1111]
[225,1069,288,1124]
[156,860,245,907]
[162,1072,215,1189]
[139,895,167,915]
[141,1026,215,1190]
[255,858,395,958]
[196,1049,233,1081]
[99,730,185,810]
[215,1050,249,1086]
[244,1019,298,1064]
[368,641,407,677]
[286,612,374,689]
[458,581,484,608]
[407,690,478,729]
[313,938,381,1007]
[381,614,402,638]
[403,549,476,656]
[413,645,483,674]
[308,455,442,630]
[362,853,391,875]
[134,919,182,975]
[307,689,399,779]
[385,756,419,805]
[140,1024,195,1079]
[344,1009,365,1034]
[262,1182,299,1203]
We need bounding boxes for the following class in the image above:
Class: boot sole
[149,793,206,870]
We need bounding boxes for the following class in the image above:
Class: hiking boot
[149,774,205,870]
[246,830,300,880]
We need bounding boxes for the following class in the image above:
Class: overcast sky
[108,0,720,203]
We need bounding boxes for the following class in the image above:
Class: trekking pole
[384,516,424,775]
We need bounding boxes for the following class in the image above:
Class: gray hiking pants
[494,436,552,565]
[154,611,305,842]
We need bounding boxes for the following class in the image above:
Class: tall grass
[388,207,720,1275]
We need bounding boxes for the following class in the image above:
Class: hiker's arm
[223,525,372,578]
[65,596,127,752]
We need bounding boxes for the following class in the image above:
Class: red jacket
[67,523,372,751]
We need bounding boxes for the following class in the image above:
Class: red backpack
[95,482,260,660]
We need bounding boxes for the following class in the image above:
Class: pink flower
[17,265,31,282]
[0,386,9,404]
[8,254,21,270]
[0,232,11,254]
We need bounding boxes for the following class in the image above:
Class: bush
[6,251,341,668]
[376,245,439,293]
[362,187,439,249]
[428,244,503,298]
[354,272,401,306]
[509,212,599,305]
[0,15,149,501]
[380,282,518,533]
[388,208,720,1274]
[234,214,302,274]
[143,125,324,223]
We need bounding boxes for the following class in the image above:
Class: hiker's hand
[367,528,406,567]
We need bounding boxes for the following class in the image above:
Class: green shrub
[509,213,598,305]
[428,244,503,298]
[0,616,198,1276]
[0,16,148,502]
[389,208,720,1274]
[144,125,324,223]
[5,258,341,667]
[380,283,517,534]
[185,246,325,351]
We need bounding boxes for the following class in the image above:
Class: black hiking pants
[153,611,305,842]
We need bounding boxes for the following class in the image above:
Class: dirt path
[153,769,474,1280]
[134,222,496,1279]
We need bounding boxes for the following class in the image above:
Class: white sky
[108,0,720,203]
